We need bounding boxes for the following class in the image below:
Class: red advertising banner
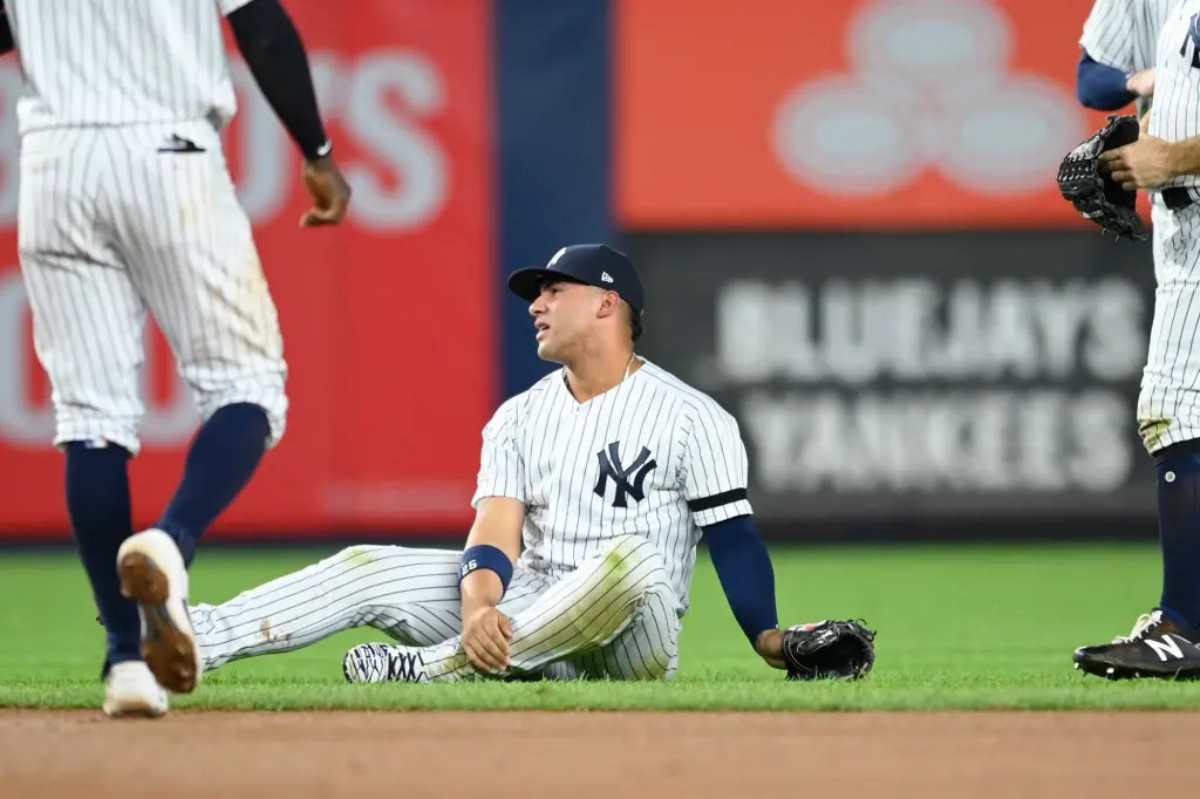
[0,1,494,537]
[616,0,1126,229]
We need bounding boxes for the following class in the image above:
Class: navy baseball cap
[507,244,645,315]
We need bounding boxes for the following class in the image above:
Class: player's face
[529,280,605,362]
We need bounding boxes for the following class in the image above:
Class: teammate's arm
[225,0,351,226]
[1077,51,1137,110]
[704,516,785,669]
[458,497,524,673]
[1101,134,1200,190]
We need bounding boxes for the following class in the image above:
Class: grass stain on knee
[339,545,376,568]
[1139,417,1172,451]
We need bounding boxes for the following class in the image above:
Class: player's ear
[597,290,619,319]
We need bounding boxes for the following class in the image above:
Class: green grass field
[3,542,1199,711]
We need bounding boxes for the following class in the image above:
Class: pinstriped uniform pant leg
[567,583,680,680]
[420,535,674,682]
[17,129,148,454]
[1139,199,1200,453]
[192,546,470,671]
[108,123,288,446]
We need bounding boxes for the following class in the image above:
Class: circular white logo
[771,0,1084,197]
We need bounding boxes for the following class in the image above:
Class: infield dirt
[0,709,1191,797]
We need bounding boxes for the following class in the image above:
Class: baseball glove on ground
[781,619,876,681]
[1056,114,1146,241]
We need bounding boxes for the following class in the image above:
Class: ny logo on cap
[601,271,614,283]
[594,442,657,508]
[549,247,568,266]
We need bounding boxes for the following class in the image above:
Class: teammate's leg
[1077,198,1200,678]
[64,443,138,665]
[1138,200,1200,631]
[103,122,289,692]
[17,129,150,675]
[346,535,674,682]
[191,545,544,669]
[112,122,287,563]
[155,403,271,565]
[1152,441,1200,629]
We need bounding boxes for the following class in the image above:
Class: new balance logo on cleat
[1145,635,1186,662]
[1073,610,1200,680]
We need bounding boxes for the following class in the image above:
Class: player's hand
[300,155,351,227]
[1100,135,1176,191]
[462,606,513,674]
[1126,68,1156,98]
[754,628,787,670]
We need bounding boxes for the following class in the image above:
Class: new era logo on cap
[506,244,645,315]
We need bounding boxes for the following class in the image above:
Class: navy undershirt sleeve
[1077,52,1136,111]
[228,0,329,160]
[703,515,779,645]
[0,10,13,54]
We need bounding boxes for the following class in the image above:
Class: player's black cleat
[1074,609,1200,680]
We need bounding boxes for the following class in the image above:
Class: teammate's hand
[1126,68,1156,98]
[300,155,351,227]
[1100,135,1176,191]
[462,606,513,674]
[754,628,787,670]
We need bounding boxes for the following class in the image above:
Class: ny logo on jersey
[594,442,657,508]
[1183,13,1200,67]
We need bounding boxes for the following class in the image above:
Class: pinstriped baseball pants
[17,120,287,455]
[1138,195,1200,454]
[192,535,681,681]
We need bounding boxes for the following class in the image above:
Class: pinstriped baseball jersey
[5,0,254,135]
[472,358,753,614]
[1136,0,1200,452]
[1150,1,1200,189]
[1081,0,1176,74]
[1080,0,1177,116]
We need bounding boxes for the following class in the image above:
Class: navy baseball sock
[157,403,271,566]
[64,441,140,668]
[1154,440,1200,632]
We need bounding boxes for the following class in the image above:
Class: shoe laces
[386,649,425,682]
[1113,610,1164,643]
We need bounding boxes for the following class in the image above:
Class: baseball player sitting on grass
[187,245,875,683]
